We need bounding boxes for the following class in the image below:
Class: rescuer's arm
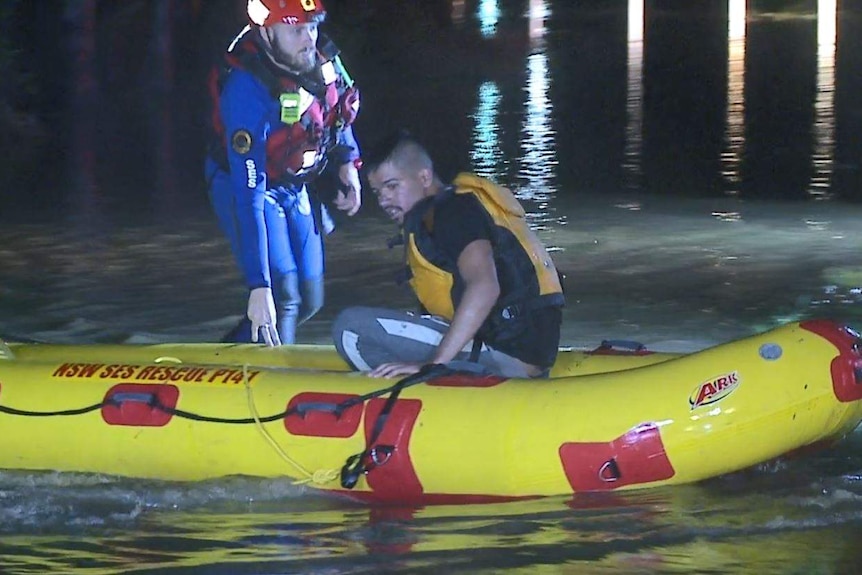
[221,71,280,345]
[221,71,271,289]
[332,126,362,216]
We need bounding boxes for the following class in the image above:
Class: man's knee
[332,306,380,371]
[332,306,376,335]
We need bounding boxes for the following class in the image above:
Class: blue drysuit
[205,28,360,344]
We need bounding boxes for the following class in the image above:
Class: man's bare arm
[431,239,500,364]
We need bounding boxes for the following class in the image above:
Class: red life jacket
[208,29,359,185]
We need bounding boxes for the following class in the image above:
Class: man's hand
[334,161,362,216]
[368,361,424,379]
[247,287,282,346]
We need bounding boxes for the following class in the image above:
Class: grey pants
[332,306,540,379]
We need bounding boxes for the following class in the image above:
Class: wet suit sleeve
[219,69,273,290]
[329,125,360,166]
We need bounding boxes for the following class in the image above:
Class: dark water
[2,1,862,573]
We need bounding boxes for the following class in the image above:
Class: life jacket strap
[496,292,565,321]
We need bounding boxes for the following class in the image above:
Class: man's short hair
[364,129,433,175]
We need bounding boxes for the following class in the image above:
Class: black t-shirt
[432,193,493,262]
[429,193,562,368]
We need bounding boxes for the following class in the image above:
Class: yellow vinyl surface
[1,320,861,504]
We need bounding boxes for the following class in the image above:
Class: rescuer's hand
[247,287,282,347]
[335,161,362,216]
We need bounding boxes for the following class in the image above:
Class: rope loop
[241,363,339,486]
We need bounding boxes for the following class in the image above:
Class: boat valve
[598,458,622,482]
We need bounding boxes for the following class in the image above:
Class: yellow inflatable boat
[1,319,861,504]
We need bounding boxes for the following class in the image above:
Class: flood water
[1,1,862,573]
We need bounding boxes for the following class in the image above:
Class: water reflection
[623,0,839,200]
[528,0,548,39]
[516,0,560,230]
[470,81,506,181]
[723,0,838,199]
[722,0,746,196]
[478,0,499,38]
[809,0,837,199]
[624,0,644,191]
[451,0,467,25]
[466,0,560,230]
[4,465,862,573]
[517,54,554,207]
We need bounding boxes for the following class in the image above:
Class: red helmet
[247,0,326,27]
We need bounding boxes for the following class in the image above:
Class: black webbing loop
[292,401,342,418]
[340,363,450,489]
[0,364,458,427]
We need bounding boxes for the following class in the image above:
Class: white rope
[242,363,339,486]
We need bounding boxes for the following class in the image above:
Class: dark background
[1,0,861,221]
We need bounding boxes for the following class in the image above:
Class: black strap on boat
[0,402,106,418]
[302,365,445,419]
[0,394,289,423]
[340,363,449,489]
[0,364,453,426]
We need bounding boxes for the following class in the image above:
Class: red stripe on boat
[364,398,424,500]
[559,423,675,491]
[800,320,862,403]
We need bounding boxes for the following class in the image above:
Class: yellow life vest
[403,173,563,327]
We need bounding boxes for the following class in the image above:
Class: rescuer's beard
[272,44,316,75]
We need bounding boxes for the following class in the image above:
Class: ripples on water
[1,433,861,574]
[3,194,862,350]
[4,170,862,575]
